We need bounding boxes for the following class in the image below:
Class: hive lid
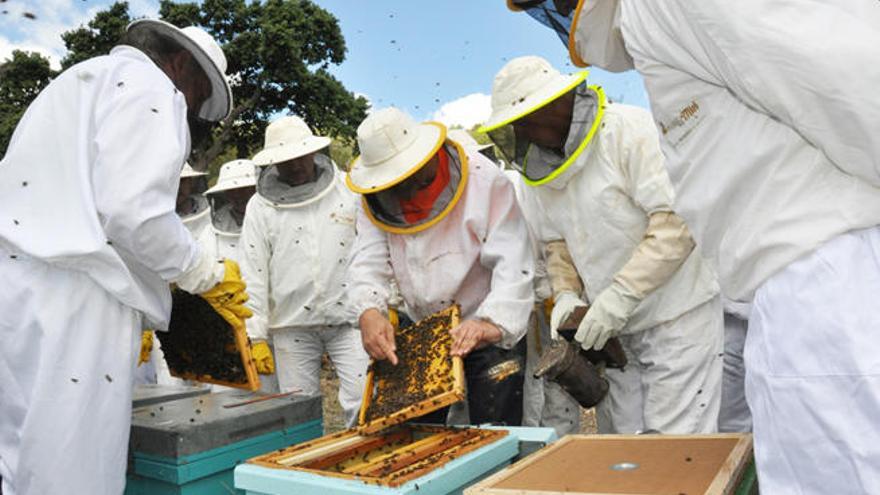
[357,305,465,434]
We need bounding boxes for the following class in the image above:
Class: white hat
[126,20,233,122]
[251,116,331,167]
[346,108,446,194]
[180,162,207,179]
[205,159,256,195]
[447,129,494,153]
[480,55,587,132]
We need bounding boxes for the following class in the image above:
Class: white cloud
[0,0,159,70]
[431,92,492,130]
[0,35,61,67]
[354,92,373,114]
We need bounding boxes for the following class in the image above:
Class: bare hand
[359,308,398,365]
[450,319,502,357]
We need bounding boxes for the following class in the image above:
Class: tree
[156,0,368,169]
[60,2,131,69]
[2,1,368,172]
[0,50,56,154]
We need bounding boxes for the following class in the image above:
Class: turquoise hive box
[125,390,323,495]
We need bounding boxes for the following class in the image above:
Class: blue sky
[0,0,648,127]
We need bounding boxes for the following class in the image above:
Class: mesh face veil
[362,141,469,234]
[487,82,605,186]
[256,153,336,208]
[177,175,209,218]
[510,0,577,46]
[207,189,253,235]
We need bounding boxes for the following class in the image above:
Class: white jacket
[505,170,552,302]
[349,151,535,348]
[517,103,719,332]
[238,169,358,340]
[579,0,880,308]
[0,46,199,328]
[197,227,239,261]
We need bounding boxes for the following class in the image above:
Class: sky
[0,0,648,128]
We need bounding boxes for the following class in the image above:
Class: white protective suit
[515,99,723,434]
[566,1,880,491]
[719,310,751,433]
[197,210,241,261]
[0,46,203,494]
[178,164,211,237]
[349,150,535,350]
[505,170,581,436]
[238,165,368,425]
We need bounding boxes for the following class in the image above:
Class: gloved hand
[549,291,588,340]
[575,283,641,351]
[199,259,253,331]
[138,330,153,366]
[251,340,275,375]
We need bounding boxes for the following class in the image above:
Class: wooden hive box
[237,305,541,494]
[464,434,756,495]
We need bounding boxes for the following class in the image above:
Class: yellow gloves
[200,259,253,331]
[138,330,153,366]
[251,340,276,374]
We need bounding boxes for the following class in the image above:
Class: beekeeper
[509,1,880,491]
[0,20,251,495]
[177,162,211,236]
[481,56,723,434]
[505,0,755,436]
[504,169,582,436]
[198,159,257,260]
[238,115,368,426]
[347,107,534,426]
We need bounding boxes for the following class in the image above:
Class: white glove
[575,283,641,350]
[172,248,225,294]
[549,291,588,340]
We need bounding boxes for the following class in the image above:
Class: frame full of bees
[248,305,509,487]
[157,289,260,391]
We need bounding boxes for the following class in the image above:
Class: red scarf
[399,148,451,224]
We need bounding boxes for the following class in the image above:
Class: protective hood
[256,152,337,208]
[569,0,633,72]
[485,80,606,187]
[362,140,469,235]
[508,0,577,45]
[207,200,244,235]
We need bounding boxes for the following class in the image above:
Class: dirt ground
[319,355,598,434]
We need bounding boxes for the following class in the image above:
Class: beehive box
[158,289,260,391]
[237,306,551,495]
[464,434,757,495]
[126,390,323,495]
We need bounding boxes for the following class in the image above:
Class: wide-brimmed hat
[205,159,256,195]
[480,55,587,132]
[251,116,332,167]
[346,107,446,194]
[126,19,233,122]
[180,162,207,179]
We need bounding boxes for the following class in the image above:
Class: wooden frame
[249,425,507,487]
[169,307,260,391]
[464,434,754,495]
[357,305,465,435]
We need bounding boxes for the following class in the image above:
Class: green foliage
[0,50,56,154]
[157,0,368,169]
[1,0,367,172]
[60,1,131,69]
